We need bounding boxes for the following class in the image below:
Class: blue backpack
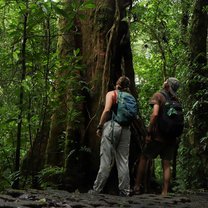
[113,90,138,126]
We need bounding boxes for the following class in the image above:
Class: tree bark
[23,0,144,192]
[189,0,208,141]
[78,0,142,193]
[187,0,208,187]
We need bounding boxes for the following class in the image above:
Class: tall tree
[43,0,143,192]
[189,0,208,143]
[12,0,29,189]
[186,0,208,187]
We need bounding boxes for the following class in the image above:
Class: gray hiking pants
[93,120,131,195]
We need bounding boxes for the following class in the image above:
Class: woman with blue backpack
[88,76,137,197]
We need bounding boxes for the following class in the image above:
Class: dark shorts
[142,140,176,161]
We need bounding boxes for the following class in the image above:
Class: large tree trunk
[45,0,86,190]
[189,0,208,143]
[78,0,142,193]
[22,0,144,192]
[180,0,192,44]
[187,0,208,187]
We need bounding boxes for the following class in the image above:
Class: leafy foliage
[131,0,188,124]
[38,166,64,189]
[0,0,60,189]
[0,0,207,192]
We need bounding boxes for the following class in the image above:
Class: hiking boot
[88,189,99,195]
[119,190,130,197]
[133,185,143,195]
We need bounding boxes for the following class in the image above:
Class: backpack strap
[160,90,180,103]
[112,90,118,117]
[160,90,171,102]
[113,90,117,105]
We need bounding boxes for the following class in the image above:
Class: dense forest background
[0,0,207,194]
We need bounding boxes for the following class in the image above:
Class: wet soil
[0,188,207,207]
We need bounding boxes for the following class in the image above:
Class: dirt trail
[0,189,208,207]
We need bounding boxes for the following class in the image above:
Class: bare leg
[134,155,147,192]
[161,159,171,196]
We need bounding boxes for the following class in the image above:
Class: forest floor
[0,188,208,208]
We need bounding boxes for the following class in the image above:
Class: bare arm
[98,91,114,126]
[148,104,159,134]
[97,91,114,136]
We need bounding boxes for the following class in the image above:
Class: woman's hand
[96,124,103,137]
[96,129,102,137]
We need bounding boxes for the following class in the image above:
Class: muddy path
[0,189,207,207]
